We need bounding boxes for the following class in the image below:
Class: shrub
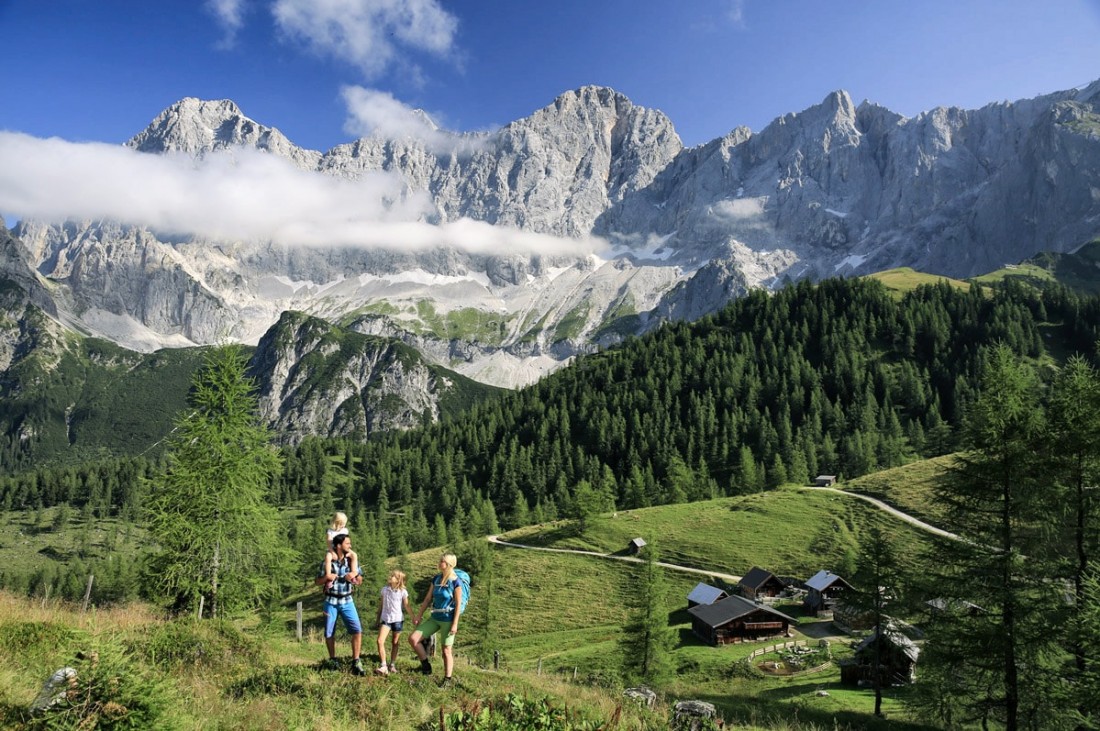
[25,641,176,730]
[137,619,264,671]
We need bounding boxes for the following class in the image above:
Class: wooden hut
[739,567,785,600]
[804,570,854,612]
[687,595,797,645]
[627,537,647,555]
[840,622,920,686]
[813,475,837,487]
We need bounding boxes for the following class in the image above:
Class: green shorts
[415,616,457,647]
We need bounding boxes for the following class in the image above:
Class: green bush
[437,694,609,730]
[226,665,319,701]
[25,641,176,730]
[137,619,264,671]
[0,621,83,669]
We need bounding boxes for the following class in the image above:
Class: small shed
[627,537,647,555]
[840,622,920,686]
[687,582,729,608]
[813,475,837,487]
[804,570,854,612]
[739,567,785,600]
[925,598,983,617]
[688,595,797,645]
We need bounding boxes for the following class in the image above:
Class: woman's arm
[415,585,432,622]
[449,585,462,634]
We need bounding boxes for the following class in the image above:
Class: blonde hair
[330,512,348,531]
[438,553,458,584]
[387,570,407,591]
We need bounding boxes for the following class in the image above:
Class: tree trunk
[1002,477,1018,731]
[211,541,220,620]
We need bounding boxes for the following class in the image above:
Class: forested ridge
[5,277,1097,518]
[4,275,1100,603]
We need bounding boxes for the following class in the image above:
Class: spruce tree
[145,346,291,617]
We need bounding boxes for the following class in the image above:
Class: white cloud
[272,0,458,80]
[340,85,489,154]
[206,0,248,46]
[726,0,746,28]
[0,132,599,257]
[712,197,766,221]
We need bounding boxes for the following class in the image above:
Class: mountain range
[1,79,1099,458]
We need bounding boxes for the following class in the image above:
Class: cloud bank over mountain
[0,131,602,257]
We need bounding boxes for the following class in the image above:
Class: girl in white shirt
[375,570,410,675]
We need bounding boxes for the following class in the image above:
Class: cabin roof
[805,570,853,592]
[688,594,798,628]
[740,566,781,590]
[687,583,728,605]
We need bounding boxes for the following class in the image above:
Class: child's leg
[347,549,359,577]
[390,630,402,662]
[376,625,391,665]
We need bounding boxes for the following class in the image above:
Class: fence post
[296,602,303,641]
[494,650,500,670]
[573,666,578,681]
[41,583,52,609]
[537,658,542,676]
[197,595,205,621]
[81,574,94,613]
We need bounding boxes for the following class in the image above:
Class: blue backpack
[439,569,471,616]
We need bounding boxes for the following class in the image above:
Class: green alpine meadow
[3,259,1100,728]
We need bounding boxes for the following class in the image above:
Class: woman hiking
[409,553,462,688]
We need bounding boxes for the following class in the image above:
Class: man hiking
[317,533,366,675]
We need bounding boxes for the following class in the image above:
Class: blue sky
[2,0,1098,151]
[0,0,1098,253]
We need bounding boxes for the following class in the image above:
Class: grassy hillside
[501,487,935,579]
[863,268,969,296]
[970,239,1100,295]
[0,481,945,729]
[843,456,955,528]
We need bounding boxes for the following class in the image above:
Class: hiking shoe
[351,658,366,676]
[387,663,397,673]
[439,676,454,689]
[374,665,389,676]
[322,657,340,671]
[420,658,432,675]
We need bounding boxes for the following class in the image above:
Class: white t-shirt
[380,585,408,623]
[326,526,349,550]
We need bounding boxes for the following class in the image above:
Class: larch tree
[146,346,291,618]
[621,542,673,686]
[916,345,1057,730]
[850,525,902,718]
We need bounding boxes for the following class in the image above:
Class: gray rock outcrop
[7,79,1100,395]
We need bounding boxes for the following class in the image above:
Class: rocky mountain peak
[126,97,320,168]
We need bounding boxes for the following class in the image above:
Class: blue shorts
[382,620,403,632]
[323,602,362,638]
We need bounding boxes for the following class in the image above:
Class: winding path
[485,485,968,585]
[798,486,967,543]
[486,535,742,584]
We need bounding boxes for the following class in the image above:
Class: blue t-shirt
[430,574,460,620]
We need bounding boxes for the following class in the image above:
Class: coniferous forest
[4,275,1099,602]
